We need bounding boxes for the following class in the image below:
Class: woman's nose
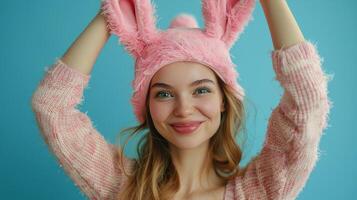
[173,96,194,117]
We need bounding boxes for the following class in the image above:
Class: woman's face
[148,61,225,150]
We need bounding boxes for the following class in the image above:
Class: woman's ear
[202,0,256,49]
[101,0,159,58]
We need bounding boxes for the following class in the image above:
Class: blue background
[0,0,355,199]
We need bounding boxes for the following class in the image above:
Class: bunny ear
[101,0,159,58]
[202,0,256,49]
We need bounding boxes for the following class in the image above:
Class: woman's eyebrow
[151,79,215,89]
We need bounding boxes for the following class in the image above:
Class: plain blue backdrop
[0,0,355,199]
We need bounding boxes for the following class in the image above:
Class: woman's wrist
[260,0,285,6]
[94,11,111,35]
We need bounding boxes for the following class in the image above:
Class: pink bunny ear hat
[100,0,256,123]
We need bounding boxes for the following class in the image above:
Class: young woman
[31,0,332,199]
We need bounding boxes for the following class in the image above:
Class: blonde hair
[115,76,248,200]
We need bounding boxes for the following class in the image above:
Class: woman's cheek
[149,101,172,122]
[198,98,221,117]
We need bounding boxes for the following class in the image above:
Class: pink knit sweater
[31,41,332,200]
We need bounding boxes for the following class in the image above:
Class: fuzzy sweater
[31,40,332,200]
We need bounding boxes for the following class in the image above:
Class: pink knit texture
[31,40,332,199]
[100,0,256,123]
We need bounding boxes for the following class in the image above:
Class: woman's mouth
[170,121,203,135]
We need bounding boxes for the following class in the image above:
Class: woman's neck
[169,141,226,195]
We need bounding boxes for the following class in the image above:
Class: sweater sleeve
[231,41,333,199]
[31,59,134,200]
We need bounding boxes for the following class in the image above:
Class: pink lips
[170,121,203,135]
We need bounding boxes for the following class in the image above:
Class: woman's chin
[169,139,209,151]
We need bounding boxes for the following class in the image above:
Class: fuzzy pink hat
[100,0,256,123]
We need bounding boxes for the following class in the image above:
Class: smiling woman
[148,61,226,149]
[117,60,246,200]
[31,0,331,199]
[146,61,236,198]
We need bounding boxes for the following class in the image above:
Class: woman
[31,0,332,199]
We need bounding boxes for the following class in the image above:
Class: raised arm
[260,0,305,50]
[231,1,332,199]
[61,11,110,75]
[31,10,133,200]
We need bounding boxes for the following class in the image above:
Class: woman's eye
[155,91,172,99]
[195,87,211,94]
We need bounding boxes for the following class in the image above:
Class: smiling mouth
[170,122,203,135]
